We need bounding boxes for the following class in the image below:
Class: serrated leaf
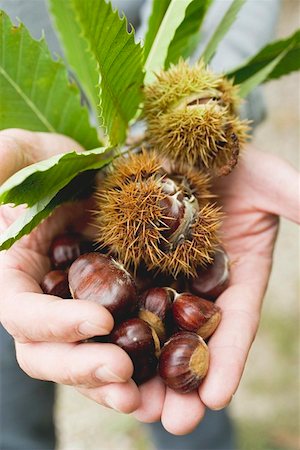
[48,0,100,118]
[227,29,300,86]
[0,171,97,251]
[143,0,171,61]
[72,0,144,145]
[200,0,246,64]
[0,11,100,149]
[165,0,212,68]
[144,0,194,84]
[0,147,112,207]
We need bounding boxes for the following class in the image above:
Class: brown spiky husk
[94,151,222,277]
[144,60,249,174]
[145,202,223,278]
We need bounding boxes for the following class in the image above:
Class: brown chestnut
[110,318,160,383]
[134,265,185,294]
[133,353,158,385]
[40,270,71,298]
[158,331,209,394]
[189,248,230,301]
[159,193,185,238]
[49,233,95,270]
[172,293,221,340]
[138,287,174,342]
[68,253,137,321]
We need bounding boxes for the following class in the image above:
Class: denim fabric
[145,408,235,450]
[0,326,55,450]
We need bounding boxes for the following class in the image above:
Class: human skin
[0,128,299,435]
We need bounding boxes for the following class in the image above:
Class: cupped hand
[1,130,299,435]
[0,129,140,415]
[132,144,300,434]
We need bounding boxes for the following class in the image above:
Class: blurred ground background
[55,1,300,449]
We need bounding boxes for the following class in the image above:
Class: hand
[1,131,299,434]
[0,129,140,414]
[132,144,300,433]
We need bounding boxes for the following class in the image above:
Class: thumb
[0,129,84,184]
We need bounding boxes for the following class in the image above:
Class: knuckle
[0,316,29,343]
[15,346,35,378]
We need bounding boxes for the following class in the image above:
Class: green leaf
[165,0,212,68]
[200,0,246,64]
[0,11,101,150]
[0,171,97,251]
[227,29,300,86]
[143,0,171,61]
[144,0,194,84]
[236,45,291,98]
[48,0,100,118]
[72,0,144,145]
[0,147,113,206]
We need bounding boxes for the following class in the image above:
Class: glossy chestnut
[131,353,158,385]
[68,253,137,321]
[172,293,221,340]
[189,248,230,301]
[110,318,160,383]
[40,270,71,298]
[158,331,209,394]
[49,233,94,270]
[138,287,174,342]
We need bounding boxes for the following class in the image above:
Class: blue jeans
[0,325,235,450]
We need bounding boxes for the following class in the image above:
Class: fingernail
[103,395,122,412]
[95,366,126,383]
[78,321,110,337]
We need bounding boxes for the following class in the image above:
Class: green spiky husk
[94,151,222,277]
[144,60,240,117]
[144,60,249,175]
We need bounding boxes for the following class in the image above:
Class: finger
[217,148,300,224]
[199,253,269,410]
[0,129,83,183]
[161,388,205,435]
[132,376,166,423]
[15,342,133,388]
[247,150,300,224]
[77,379,141,414]
[2,294,114,343]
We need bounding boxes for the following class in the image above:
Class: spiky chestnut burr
[172,293,221,340]
[68,253,137,321]
[144,60,249,175]
[158,331,209,393]
[94,151,222,278]
[41,270,71,298]
[138,287,174,342]
[110,318,160,384]
[189,247,230,301]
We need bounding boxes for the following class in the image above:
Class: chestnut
[158,331,209,394]
[68,253,137,321]
[40,270,71,298]
[159,193,185,238]
[110,318,160,384]
[172,293,221,340]
[189,248,230,301]
[131,353,158,385]
[49,233,95,269]
[134,265,185,293]
[138,287,174,342]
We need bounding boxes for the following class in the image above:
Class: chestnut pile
[41,233,229,394]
